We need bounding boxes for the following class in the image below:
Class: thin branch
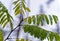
[6,38,17,39]
[4,24,20,41]
[5,14,23,41]
[5,0,24,41]
[16,0,23,40]
[16,26,21,39]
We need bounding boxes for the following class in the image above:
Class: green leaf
[55,33,60,41]
[22,0,25,3]
[49,32,54,41]
[44,15,49,24]
[24,14,58,27]
[13,0,19,5]
[28,17,32,24]
[16,38,19,41]
[41,14,45,20]
[53,15,58,23]
[24,18,27,22]
[1,18,7,24]
[13,2,20,9]
[1,15,6,24]
[40,16,44,26]
[22,2,26,11]
[23,25,60,41]
[10,20,13,30]
[20,38,24,41]
[37,15,41,26]
[16,38,28,41]
[15,5,20,13]
[9,14,14,20]
[26,7,31,12]
[26,39,28,41]
[15,9,21,15]
[0,12,4,18]
[22,1,30,12]
[0,2,13,29]
[32,16,36,24]
[49,15,53,25]
[23,25,48,39]
[3,20,8,28]
[13,0,30,15]
[0,30,4,41]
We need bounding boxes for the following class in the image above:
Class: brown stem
[4,24,20,41]
[5,14,23,41]
[5,0,23,40]
[5,16,23,41]
[16,26,21,40]
[16,0,23,40]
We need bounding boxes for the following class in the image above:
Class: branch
[5,14,23,41]
[16,0,23,40]
[4,24,20,41]
[16,26,21,40]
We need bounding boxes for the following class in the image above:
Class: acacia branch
[5,14,23,41]
[4,23,20,41]
[16,26,21,40]
[5,0,24,40]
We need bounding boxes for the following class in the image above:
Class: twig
[4,24,20,41]
[7,38,17,39]
[5,0,23,40]
[16,26,21,40]
[5,16,23,41]
[5,15,23,41]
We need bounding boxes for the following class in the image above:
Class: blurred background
[0,0,60,41]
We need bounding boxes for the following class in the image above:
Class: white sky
[0,0,60,41]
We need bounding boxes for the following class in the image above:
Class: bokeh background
[0,0,60,41]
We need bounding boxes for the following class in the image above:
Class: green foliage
[32,16,36,24]
[48,32,54,41]
[49,15,53,25]
[23,25,48,40]
[0,2,13,30]
[37,15,41,25]
[16,38,19,41]
[44,14,49,24]
[13,0,30,15]
[28,17,32,24]
[0,0,59,41]
[16,38,30,41]
[23,25,60,41]
[53,15,58,23]
[24,14,58,26]
[54,33,60,41]
[47,32,60,41]
[0,30,4,41]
